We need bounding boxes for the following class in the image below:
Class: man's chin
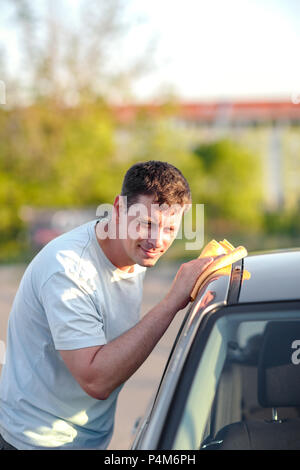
[140,258,159,267]
[137,253,162,268]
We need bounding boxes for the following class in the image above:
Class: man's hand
[163,256,214,312]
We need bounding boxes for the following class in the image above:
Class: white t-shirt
[0,219,146,449]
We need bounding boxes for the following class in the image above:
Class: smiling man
[98,193,184,269]
[0,161,213,450]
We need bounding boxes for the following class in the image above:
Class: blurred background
[1,0,300,449]
[0,0,300,262]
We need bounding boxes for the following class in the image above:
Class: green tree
[124,112,204,182]
[0,102,122,261]
[193,138,263,231]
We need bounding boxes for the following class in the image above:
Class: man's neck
[95,222,135,273]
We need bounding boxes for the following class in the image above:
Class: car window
[172,310,300,450]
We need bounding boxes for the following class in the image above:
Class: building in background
[114,100,300,212]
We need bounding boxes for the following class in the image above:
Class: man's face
[117,194,184,268]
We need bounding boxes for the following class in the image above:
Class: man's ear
[113,195,120,213]
[114,195,127,221]
[183,203,192,214]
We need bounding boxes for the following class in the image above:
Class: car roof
[190,248,300,311]
[237,249,300,304]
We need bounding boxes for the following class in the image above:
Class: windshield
[172,309,300,450]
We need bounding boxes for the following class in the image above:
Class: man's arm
[59,257,213,400]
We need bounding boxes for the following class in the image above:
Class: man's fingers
[198,256,214,270]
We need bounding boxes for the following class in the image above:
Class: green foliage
[124,115,207,197]
[1,102,297,263]
[263,208,300,237]
[192,139,263,230]
[0,102,124,261]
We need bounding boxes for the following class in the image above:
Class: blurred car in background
[19,207,96,251]
[131,249,300,450]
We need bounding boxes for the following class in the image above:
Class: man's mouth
[139,246,162,258]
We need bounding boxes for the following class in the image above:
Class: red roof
[112,100,300,124]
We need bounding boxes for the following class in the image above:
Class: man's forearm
[60,256,213,400]
[87,298,178,399]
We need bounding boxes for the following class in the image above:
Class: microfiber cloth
[190,239,249,301]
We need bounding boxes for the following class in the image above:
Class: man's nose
[148,227,164,249]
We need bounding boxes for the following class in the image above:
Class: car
[131,248,300,450]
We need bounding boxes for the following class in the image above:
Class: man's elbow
[83,380,112,401]
[60,347,114,400]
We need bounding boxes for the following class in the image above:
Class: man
[0,161,213,450]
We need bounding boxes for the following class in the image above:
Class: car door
[157,301,300,450]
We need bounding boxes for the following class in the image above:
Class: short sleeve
[40,271,107,350]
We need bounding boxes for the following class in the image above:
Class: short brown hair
[121,160,191,207]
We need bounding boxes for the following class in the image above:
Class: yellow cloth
[190,239,250,301]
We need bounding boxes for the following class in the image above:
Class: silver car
[131,249,300,450]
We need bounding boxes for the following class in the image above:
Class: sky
[126,0,300,102]
[1,0,300,103]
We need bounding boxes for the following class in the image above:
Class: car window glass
[172,311,300,450]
